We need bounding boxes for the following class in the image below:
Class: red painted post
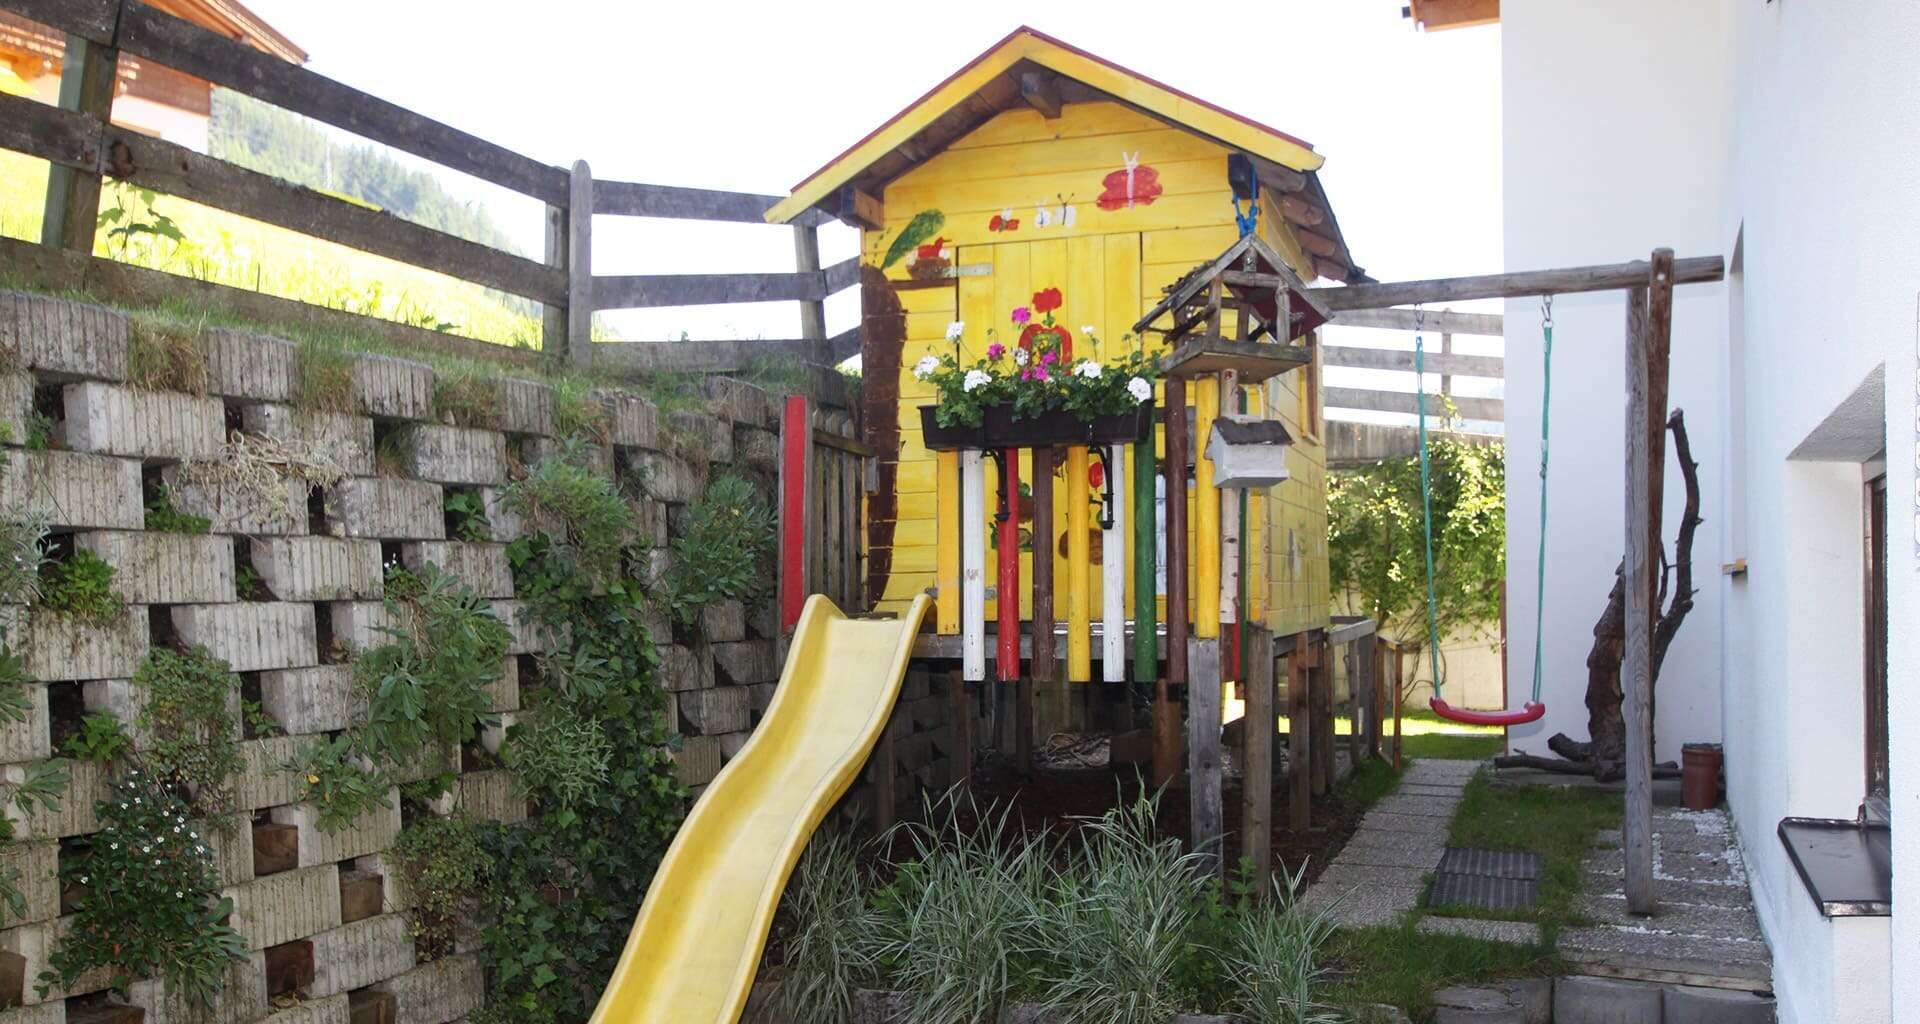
[996,449,1021,683]
[779,395,811,630]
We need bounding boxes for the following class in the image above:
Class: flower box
[919,403,1155,451]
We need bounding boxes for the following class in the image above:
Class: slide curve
[587,593,932,1024]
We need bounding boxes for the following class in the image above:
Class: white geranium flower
[1127,376,1152,403]
[962,369,992,393]
[945,321,966,341]
[1013,348,1031,367]
[1081,325,1096,336]
[912,355,940,380]
[1074,361,1102,379]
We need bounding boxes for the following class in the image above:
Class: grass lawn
[1271,707,1506,763]
[1327,922,1558,1015]
[1427,772,1622,936]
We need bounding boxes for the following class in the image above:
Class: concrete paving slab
[1553,975,1664,1024]
[1577,895,1765,944]
[1559,927,1771,972]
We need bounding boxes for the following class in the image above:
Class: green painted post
[1132,436,1157,679]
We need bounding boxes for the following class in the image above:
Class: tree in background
[1328,436,1505,696]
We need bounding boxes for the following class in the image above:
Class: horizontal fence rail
[0,0,863,374]
[1323,305,1505,436]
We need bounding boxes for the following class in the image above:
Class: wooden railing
[779,396,876,625]
[0,0,857,373]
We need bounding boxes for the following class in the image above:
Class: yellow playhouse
[766,26,1364,735]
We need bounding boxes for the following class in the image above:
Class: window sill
[1778,816,1892,917]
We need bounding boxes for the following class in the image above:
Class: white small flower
[1013,348,1031,367]
[1081,325,1096,336]
[1127,377,1153,403]
[913,355,940,380]
[109,843,118,851]
[945,321,965,342]
[175,891,184,899]
[1074,361,1102,379]
[962,369,992,393]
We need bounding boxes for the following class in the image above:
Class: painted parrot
[882,209,945,269]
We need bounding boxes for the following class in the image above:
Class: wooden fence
[0,0,857,374]
[1324,305,1506,424]
[779,396,877,625]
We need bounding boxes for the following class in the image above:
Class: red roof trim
[787,25,1316,196]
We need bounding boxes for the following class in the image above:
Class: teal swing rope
[1418,298,1553,724]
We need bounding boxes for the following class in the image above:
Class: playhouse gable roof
[764,27,1326,227]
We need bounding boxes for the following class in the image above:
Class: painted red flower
[1088,461,1105,489]
[1032,288,1063,314]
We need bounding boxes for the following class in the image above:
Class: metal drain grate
[1429,847,1544,911]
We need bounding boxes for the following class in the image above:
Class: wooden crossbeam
[1311,255,1724,311]
[1331,306,1504,336]
[594,179,832,227]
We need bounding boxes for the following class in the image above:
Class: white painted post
[1102,444,1127,682]
[961,449,987,682]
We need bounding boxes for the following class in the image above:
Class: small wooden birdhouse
[1135,233,1332,383]
[1207,415,1293,488]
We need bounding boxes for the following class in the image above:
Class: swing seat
[1429,697,1546,727]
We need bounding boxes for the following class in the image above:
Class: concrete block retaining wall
[0,290,913,1022]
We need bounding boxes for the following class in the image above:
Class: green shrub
[287,735,393,833]
[354,566,507,764]
[445,491,492,543]
[500,699,610,810]
[664,474,775,626]
[39,549,124,625]
[23,412,54,451]
[391,814,491,959]
[144,485,211,534]
[504,439,634,584]
[134,646,245,815]
[64,712,132,764]
[44,767,244,1008]
[548,378,609,443]
[0,511,49,605]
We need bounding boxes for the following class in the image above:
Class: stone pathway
[1303,758,1487,929]
[1561,804,1773,985]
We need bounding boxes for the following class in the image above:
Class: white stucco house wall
[1494,2,1914,1021]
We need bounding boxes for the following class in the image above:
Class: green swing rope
[1415,298,1554,708]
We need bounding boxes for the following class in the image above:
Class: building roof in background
[147,0,307,63]
[1404,0,1499,32]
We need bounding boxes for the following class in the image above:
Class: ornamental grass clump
[1221,866,1346,1024]
[866,792,1051,1024]
[774,830,878,1024]
[1034,792,1215,1024]
[916,289,1158,427]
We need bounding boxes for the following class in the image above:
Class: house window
[1864,468,1888,801]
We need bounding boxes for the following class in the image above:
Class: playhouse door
[955,234,1143,635]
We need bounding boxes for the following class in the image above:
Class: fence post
[793,224,826,354]
[565,160,594,368]
[778,395,813,630]
[41,31,117,252]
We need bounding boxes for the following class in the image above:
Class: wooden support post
[1620,249,1670,916]
[1102,444,1127,683]
[1194,382,1221,637]
[1359,632,1380,761]
[1164,381,1190,685]
[1017,676,1035,775]
[777,396,812,630]
[793,224,827,344]
[872,718,898,833]
[960,449,987,682]
[1153,676,1180,788]
[566,161,594,368]
[1188,637,1224,877]
[1218,372,1241,673]
[41,33,114,253]
[1287,633,1312,831]
[1032,446,1057,685]
[948,666,972,787]
[1310,642,1332,796]
[997,450,1022,683]
[1242,626,1275,883]
[1392,647,1405,770]
[1067,446,1092,681]
[1344,642,1362,767]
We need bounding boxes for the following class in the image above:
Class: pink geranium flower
[987,342,1005,360]
[1039,349,1057,365]
[1011,306,1032,325]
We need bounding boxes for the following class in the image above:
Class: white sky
[246,0,1505,417]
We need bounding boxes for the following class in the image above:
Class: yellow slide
[587,593,932,1024]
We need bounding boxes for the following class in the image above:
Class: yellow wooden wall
[867,101,1329,640]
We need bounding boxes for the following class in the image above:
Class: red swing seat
[1428,697,1546,727]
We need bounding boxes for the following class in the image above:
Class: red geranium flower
[1032,287,1063,314]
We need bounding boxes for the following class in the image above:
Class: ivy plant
[391,814,490,959]
[134,646,246,816]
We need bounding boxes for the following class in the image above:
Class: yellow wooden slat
[1194,380,1219,638]
[947,101,1171,151]
[884,156,1228,218]
[878,191,1240,255]
[896,459,937,495]
[889,125,1229,192]
[1066,444,1092,682]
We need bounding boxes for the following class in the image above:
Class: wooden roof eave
[1133,234,1327,336]
[764,27,1324,226]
